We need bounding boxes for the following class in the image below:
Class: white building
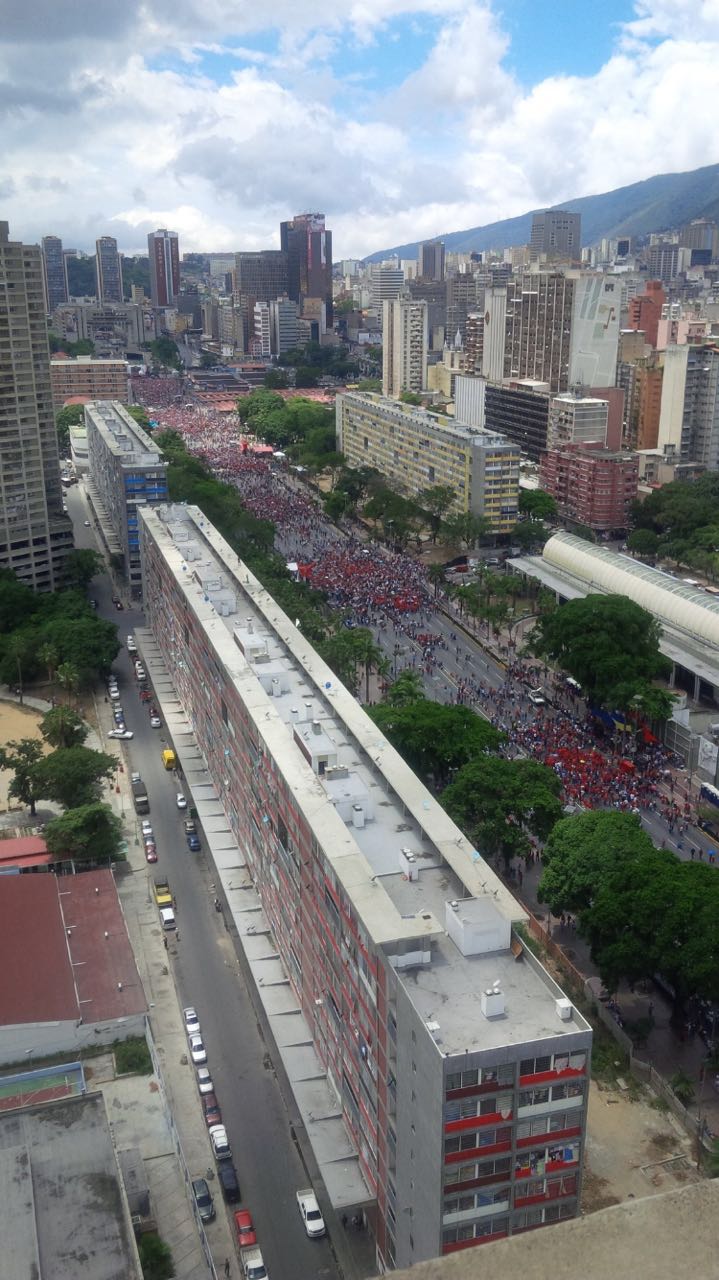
[382,298,428,398]
[269,296,300,354]
[547,394,608,449]
[253,302,272,358]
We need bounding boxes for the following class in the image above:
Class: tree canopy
[530,594,671,713]
[0,739,45,815]
[441,511,491,550]
[56,403,86,449]
[150,336,181,370]
[45,802,124,864]
[442,756,563,866]
[518,489,558,521]
[0,572,120,688]
[40,706,88,750]
[61,548,103,592]
[367,700,502,786]
[32,745,116,810]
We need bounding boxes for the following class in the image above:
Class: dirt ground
[583,1078,700,1213]
[0,702,47,810]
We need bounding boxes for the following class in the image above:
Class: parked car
[145,847,158,864]
[160,907,176,931]
[176,793,187,810]
[183,1007,200,1036]
[203,1093,222,1127]
[218,1161,241,1203]
[234,1209,257,1247]
[192,1177,215,1224]
[209,1124,231,1160]
[135,665,146,681]
[113,708,125,723]
[141,820,153,837]
[84,519,90,526]
[187,833,201,852]
[189,1034,207,1065]
[143,840,156,858]
[150,714,162,728]
[196,1066,213,1094]
[184,818,197,835]
[108,729,133,740]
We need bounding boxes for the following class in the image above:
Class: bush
[114,1037,152,1076]
[139,1233,174,1280]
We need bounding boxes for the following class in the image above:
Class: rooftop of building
[51,356,128,368]
[0,870,147,1027]
[140,503,588,1056]
[0,1092,141,1280]
[382,1180,718,1280]
[84,401,165,467]
[340,391,518,450]
[0,834,53,870]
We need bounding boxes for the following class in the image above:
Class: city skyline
[2,2,719,258]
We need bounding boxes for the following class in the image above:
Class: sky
[3,0,719,260]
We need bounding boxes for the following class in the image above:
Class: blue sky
[3,0,719,256]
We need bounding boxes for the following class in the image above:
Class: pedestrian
[163,936,167,951]
[175,931,180,942]
[225,1259,231,1278]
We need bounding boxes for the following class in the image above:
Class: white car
[184,1006,200,1036]
[189,1034,207,1065]
[108,687,121,701]
[176,793,187,810]
[127,635,137,651]
[150,715,161,728]
[84,519,90,526]
[141,820,153,837]
[528,688,546,705]
[108,729,133,740]
[209,1124,231,1160]
[135,666,146,681]
[196,1066,213,1095]
[160,907,176,931]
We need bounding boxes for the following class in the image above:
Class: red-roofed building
[0,870,147,1065]
[0,835,54,872]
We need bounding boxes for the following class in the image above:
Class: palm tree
[56,661,80,705]
[428,563,446,598]
[38,642,59,685]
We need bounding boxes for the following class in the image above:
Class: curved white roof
[543,532,719,650]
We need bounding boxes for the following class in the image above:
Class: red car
[234,1210,256,1247]
[145,848,158,864]
[203,1092,222,1127]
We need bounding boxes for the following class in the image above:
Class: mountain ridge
[362,162,719,263]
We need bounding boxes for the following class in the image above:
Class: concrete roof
[0,871,147,1026]
[382,1180,719,1280]
[0,1092,142,1280]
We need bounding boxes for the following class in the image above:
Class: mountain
[363,162,719,262]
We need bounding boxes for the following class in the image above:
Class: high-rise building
[627,281,665,348]
[269,296,300,355]
[647,242,679,283]
[382,298,428,398]
[253,302,271,358]
[539,444,638,531]
[233,251,288,304]
[51,357,129,409]
[446,272,480,347]
[41,235,69,312]
[138,500,590,1271]
[95,236,124,304]
[0,222,72,589]
[658,344,719,467]
[147,229,180,307]
[547,394,608,450]
[418,239,445,281]
[280,213,333,325]
[530,210,581,260]
[407,277,448,350]
[369,265,405,313]
[485,381,552,462]
[85,400,168,598]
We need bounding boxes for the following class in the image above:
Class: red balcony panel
[516,1126,581,1150]
[442,1231,508,1255]
[519,1067,585,1087]
[445,1111,507,1134]
[445,1141,511,1164]
[445,1081,502,1101]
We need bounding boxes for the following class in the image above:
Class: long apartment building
[139,502,591,1271]
[85,401,167,597]
[51,356,129,409]
[337,392,520,533]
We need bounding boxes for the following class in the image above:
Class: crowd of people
[134,384,701,830]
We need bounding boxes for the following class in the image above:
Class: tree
[323,627,386,700]
[357,378,382,392]
[138,1233,174,1280]
[264,368,290,389]
[44,615,120,684]
[442,757,563,867]
[538,811,656,917]
[368,701,502,786]
[419,485,456,542]
[32,745,116,810]
[530,594,671,712]
[324,490,351,521]
[56,403,86,449]
[61,548,103,592]
[0,569,35,633]
[295,366,320,388]
[40,706,88,750]
[150,336,181,370]
[428,563,447,597]
[45,802,124,864]
[441,512,491,550]
[199,351,220,368]
[383,670,426,706]
[37,641,59,683]
[0,738,46,815]
[125,404,151,430]
[519,489,558,521]
[627,528,660,559]
[510,520,550,552]
[399,391,423,406]
[56,660,81,702]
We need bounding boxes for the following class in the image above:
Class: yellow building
[51,357,128,410]
[336,392,520,532]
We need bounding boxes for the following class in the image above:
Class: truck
[162,748,176,770]
[131,775,149,814]
[296,1188,326,1238]
[153,876,172,909]
[240,1248,268,1280]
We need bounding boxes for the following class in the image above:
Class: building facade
[252,303,272,358]
[530,211,581,261]
[147,229,180,307]
[85,400,168,597]
[51,301,157,358]
[627,281,665,348]
[485,381,551,462]
[369,266,405,315]
[418,239,446,281]
[139,501,591,1271]
[41,235,69,312]
[233,251,289,304]
[547,394,608,450]
[336,392,520,531]
[268,296,300,355]
[382,299,428,398]
[95,236,124,304]
[50,357,129,408]
[280,213,333,326]
[539,444,639,531]
[0,222,72,589]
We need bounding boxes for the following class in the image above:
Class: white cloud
[1,1,719,258]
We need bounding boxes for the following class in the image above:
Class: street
[66,484,338,1280]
